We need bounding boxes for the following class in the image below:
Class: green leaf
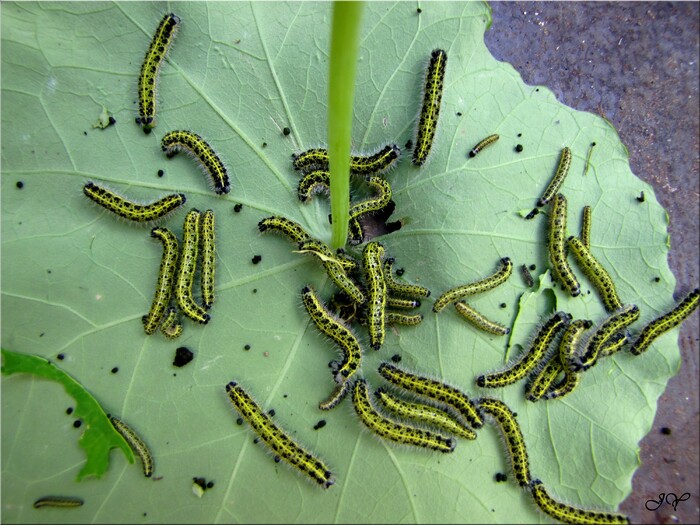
[1,349,134,481]
[1,2,679,523]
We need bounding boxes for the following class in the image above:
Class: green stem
[328,1,364,249]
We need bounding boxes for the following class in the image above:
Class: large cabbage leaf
[1,2,677,523]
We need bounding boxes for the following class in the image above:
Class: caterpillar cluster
[69,20,699,521]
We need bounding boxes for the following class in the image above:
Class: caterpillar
[292,144,401,175]
[374,388,476,440]
[385,312,424,326]
[468,134,499,158]
[200,210,216,309]
[433,257,513,312]
[383,258,431,298]
[161,130,230,195]
[348,176,393,222]
[258,216,311,244]
[297,240,365,304]
[319,380,352,411]
[142,227,179,335]
[454,302,510,336]
[33,496,84,509]
[525,353,562,402]
[297,170,330,202]
[175,210,210,324]
[544,319,592,401]
[225,381,334,488]
[537,147,572,207]
[301,286,362,383]
[412,49,447,166]
[363,242,387,350]
[296,238,358,272]
[529,479,630,525]
[630,288,699,355]
[567,236,622,312]
[476,311,570,388]
[136,13,180,134]
[548,193,581,297]
[476,397,531,487]
[351,379,456,452]
[573,305,640,371]
[83,182,186,223]
[159,306,183,339]
[110,416,154,477]
[580,205,592,250]
[386,297,421,309]
[378,362,483,429]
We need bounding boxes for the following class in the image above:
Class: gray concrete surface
[485,3,699,523]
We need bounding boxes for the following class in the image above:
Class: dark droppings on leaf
[57,353,65,360]
[636,191,645,203]
[405,139,413,149]
[495,472,508,482]
[391,354,402,363]
[83,131,88,136]
[252,288,258,293]
[395,267,405,277]
[206,481,214,489]
[66,407,74,415]
[236,417,243,425]
[500,303,507,309]
[660,427,672,435]
[16,181,24,189]
[282,127,291,136]
[244,344,251,351]
[262,142,267,148]
[108,116,116,126]
[529,264,536,271]
[313,420,327,430]
[268,409,276,417]
[456,111,462,117]
[416,7,422,13]
[517,133,522,137]
[654,277,661,283]
[73,420,82,428]
[233,203,243,213]
[252,255,262,264]
[515,144,523,153]
[173,347,194,367]
[157,169,164,177]
[111,367,119,374]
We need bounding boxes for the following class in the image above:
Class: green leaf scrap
[1,349,134,481]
